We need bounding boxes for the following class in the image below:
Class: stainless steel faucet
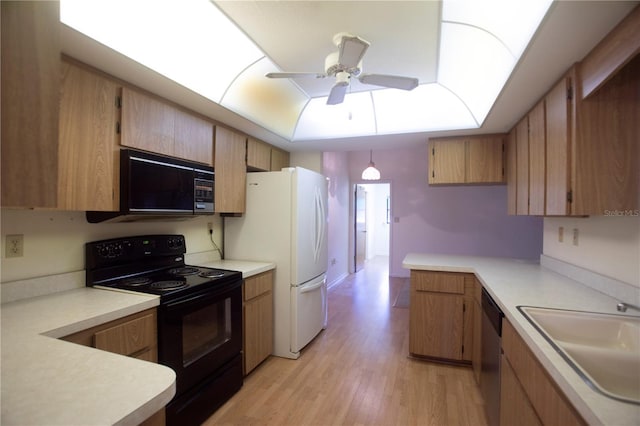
[616,301,640,313]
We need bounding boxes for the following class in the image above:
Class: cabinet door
[214,126,247,214]
[573,55,639,215]
[174,109,213,166]
[516,117,530,215]
[429,139,466,184]
[500,354,542,426]
[247,138,272,171]
[243,291,273,374]
[506,128,518,214]
[58,61,120,211]
[545,73,572,216]
[121,87,174,156]
[467,136,504,183]
[410,272,464,360]
[270,148,290,171]
[1,1,60,208]
[528,100,546,215]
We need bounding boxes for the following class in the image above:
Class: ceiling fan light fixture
[362,150,381,180]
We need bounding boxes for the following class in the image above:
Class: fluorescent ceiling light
[60,0,553,143]
[60,0,264,103]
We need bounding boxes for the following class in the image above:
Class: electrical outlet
[6,234,24,258]
[572,228,579,246]
[558,226,564,242]
[207,222,213,234]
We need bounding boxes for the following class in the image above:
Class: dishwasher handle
[482,288,504,336]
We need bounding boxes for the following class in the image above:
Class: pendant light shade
[362,150,381,180]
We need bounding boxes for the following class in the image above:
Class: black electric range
[85,234,240,301]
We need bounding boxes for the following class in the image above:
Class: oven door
[158,280,242,395]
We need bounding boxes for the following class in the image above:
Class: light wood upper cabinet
[506,128,518,215]
[572,55,639,215]
[121,87,213,166]
[214,126,247,214]
[528,100,546,215]
[174,109,214,165]
[270,148,290,171]
[515,117,530,215]
[243,270,274,375]
[1,1,60,208]
[429,139,466,184]
[58,60,120,212]
[429,136,505,185]
[247,138,272,171]
[121,87,174,157]
[409,270,474,362]
[545,72,573,216]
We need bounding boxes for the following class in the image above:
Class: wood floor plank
[203,257,487,426]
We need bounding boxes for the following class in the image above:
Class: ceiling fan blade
[266,72,326,79]
[358,74,419,91]
[338,35,370,69]
[327,82,348,105]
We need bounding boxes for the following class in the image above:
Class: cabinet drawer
[244,270,273,301]
[94,313,156,358]
[411,271,464,294]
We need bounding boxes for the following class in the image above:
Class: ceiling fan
[265,32,420,105]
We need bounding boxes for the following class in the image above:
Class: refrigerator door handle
[299,277,326,294]
[313,187,323,263]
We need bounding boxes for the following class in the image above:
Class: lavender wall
[322,151,351,287]
[347,144,543,277]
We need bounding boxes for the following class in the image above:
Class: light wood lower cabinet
[61,308,158,362]
[243,270,274,375]
[409,270,474,362]
[501,319,586,426]
[500,353,542,426]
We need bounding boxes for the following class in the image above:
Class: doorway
[353,183,391,272]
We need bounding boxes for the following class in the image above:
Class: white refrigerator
[224,167,328,359]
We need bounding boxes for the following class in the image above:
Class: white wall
[1,209,223,283]
[543,216,640,287]
[322,152,351,287]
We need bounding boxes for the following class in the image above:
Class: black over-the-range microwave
[86,149,214,223]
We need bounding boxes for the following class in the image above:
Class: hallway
[204,257,486,425]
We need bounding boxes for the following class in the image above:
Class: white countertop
[403,253,640,426]
[1,287,176,426]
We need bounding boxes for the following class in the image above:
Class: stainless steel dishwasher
[480,288,504,426]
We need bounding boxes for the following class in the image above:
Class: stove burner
[169,267,200,276]
[150,280,188,291]
[199,270,226,278]
[120,277,153,287]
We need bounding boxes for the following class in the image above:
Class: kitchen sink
[518,306,640,405]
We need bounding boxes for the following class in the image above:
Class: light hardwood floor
[204,257,487,426]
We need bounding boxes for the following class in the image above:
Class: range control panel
[86,235,186,269]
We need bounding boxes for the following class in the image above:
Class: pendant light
[361,150,381,180]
